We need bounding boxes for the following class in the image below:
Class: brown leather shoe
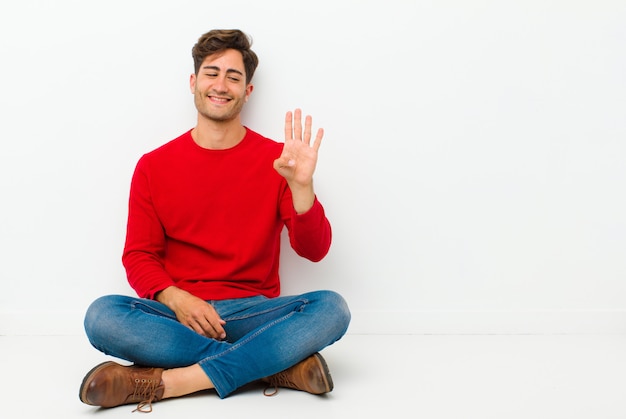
[263,353,333,396]
[79,361,165,412]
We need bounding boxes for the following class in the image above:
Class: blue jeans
[83,290,350,398]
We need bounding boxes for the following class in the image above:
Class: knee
[317,290,351,335]
[83,295,126,343]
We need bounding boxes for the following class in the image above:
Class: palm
[274,109,324,187]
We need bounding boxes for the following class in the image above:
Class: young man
[79,29,350,412]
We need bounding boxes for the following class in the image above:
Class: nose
[212,75,228,94]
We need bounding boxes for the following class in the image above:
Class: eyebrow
[202,65,244,77]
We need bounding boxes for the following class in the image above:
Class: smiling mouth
[208,95,231,104]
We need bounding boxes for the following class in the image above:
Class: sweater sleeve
[121,157,176,299]
[283,192,332,262]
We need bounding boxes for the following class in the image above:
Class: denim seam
[221,297,309,322]
[130,300,177,320]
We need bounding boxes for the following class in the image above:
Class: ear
[190,73,197,94]
[244,83,254,102]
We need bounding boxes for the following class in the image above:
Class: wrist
[155,286,185,307]
[288,183,314,214]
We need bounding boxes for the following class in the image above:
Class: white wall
[1,0,625,335]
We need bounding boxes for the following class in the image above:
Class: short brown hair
[192,29,259,84]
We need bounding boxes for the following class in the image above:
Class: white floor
[1,333,625,418]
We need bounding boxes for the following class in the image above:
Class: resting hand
[157,286,226,340]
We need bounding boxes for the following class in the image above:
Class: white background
[1,0,625,335]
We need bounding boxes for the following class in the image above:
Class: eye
[228,76,241,82]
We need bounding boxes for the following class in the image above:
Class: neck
[191,117,247,150]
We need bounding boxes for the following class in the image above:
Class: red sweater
[122,128,332,300]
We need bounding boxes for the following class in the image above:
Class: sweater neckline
[186,127,250,153]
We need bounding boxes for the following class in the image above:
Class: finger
[187,319,208,337]
[312,127,324,152]
[202,318,226,340]
[205,311,227,340]
[303,115,312,146]
[212,321,227,340]
[193,318,217,339]
[284,111,293,141]
[185,313,216,338]
[293,108,303,141]
[274,155,295,170]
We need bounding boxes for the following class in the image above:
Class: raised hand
[273,108,324,188]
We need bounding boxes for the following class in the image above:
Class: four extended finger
[294,108,303,141]
[303,115,313,145]
[284,111,293,141]
[312,127,324,152]
[284,108,323,149]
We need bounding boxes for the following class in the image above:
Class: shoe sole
[79,361,117,405]
[314,353,334,393]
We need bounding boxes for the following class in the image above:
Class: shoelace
[263,372,295,397]
[130,378,163,413]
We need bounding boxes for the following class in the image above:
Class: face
[190,49,253,123]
